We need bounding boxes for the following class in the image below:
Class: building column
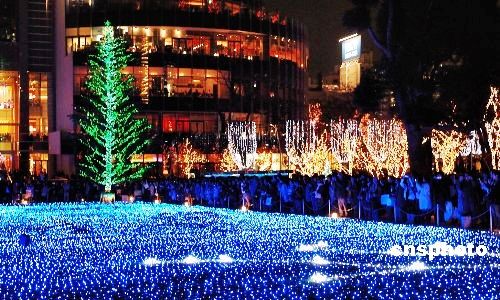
[18,0,30,174]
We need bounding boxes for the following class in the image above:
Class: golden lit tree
[178,139,205,178]
[254,149,273,171]
[484,87,500,169]
[285,120,330,176]
[357,116,409,177]
[220,148,238,172]
[431,129,466,174]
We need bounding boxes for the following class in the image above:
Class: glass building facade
[0,0,54,174]
[66,0,308,137]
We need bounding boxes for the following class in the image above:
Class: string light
[217,255,234,264]
[254,149,273,171]
[178,139,205,178]
[140,39,149,104]
[357,116,409,177]
[182,255,201,264]
[220,148,238,172]
[404,261,428,272]
[459,130,482,157]
[330,118,359,174]
[227,122,257,170]
[308,272,332,284]
[311,255,330,266]
[285,121,330,176]
[431,129,466,174]
[0,203,497,298]
[143,257,162,267]
[484,87,500,169]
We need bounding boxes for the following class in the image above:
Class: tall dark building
[0,0,54,174]
[58,0,308,174]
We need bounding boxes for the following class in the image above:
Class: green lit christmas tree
[78,21,151,192]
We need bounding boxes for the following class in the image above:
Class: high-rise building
[55,0,308,175]
[0,0,55,174]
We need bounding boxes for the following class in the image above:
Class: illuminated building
[339,33,361,91]
[57,0,308,175]
[0,0,54,174]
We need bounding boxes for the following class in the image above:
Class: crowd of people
[1,169,499,230]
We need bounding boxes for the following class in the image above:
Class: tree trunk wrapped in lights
[285,120,330,176]
[431,129,466,174]
[484,87,500,169]
[227,122,257,170]
[330,118,359,174]
[78,21,151,192]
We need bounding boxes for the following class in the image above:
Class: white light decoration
[182,255,201,264]
[431,129,466,174]
[143,257,162,267]
[311,255,330,266]
[285,120,330,176]
[286,120,317,158]
[218,255,234,263]
[330,119,359,174]
[459,131,482,156]
[297,244,315,252]
[484,87,500,169]
[359,116,409,177]
[316,241,329,249]
[404,261,428,272]
[308,272,332,284]
[297,241,329,252]
[140,55,149,104]
[387,246,403,256]
[227,122,258,170]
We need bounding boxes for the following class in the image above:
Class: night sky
[265,0,356,76]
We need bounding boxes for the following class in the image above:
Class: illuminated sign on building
[340,34,361,63]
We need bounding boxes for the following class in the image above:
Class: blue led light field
[0,204,498,299]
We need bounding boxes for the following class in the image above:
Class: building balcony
[138,95,261,114]
[73,48,304,76]
[66,9,303,41]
